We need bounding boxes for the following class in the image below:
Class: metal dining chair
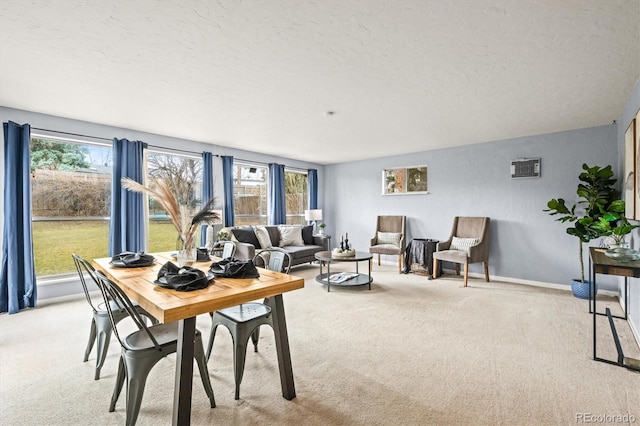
[221,241,236,259]
[94,270,215,426]
[205,247,292,400]
[248,247,292,350]
[253,247,292,274]
[72,254,158,380]
[210,240,236,259]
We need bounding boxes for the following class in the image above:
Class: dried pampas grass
[121,177,219,249]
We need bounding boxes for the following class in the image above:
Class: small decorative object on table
[604,247,640,262]
[333,233,355,257]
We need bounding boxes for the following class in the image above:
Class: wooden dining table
[93,252,305,425]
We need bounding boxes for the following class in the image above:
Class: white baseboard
[473,271,619,297]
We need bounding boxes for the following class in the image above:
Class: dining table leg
[266,295,296,400]
[173,316,196,426]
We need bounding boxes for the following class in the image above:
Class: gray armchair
[432,217,490,287]
[369,215,406,273]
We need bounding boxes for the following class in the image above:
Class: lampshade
[304,209,323,221]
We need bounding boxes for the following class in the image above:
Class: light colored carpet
[1,263,639,426]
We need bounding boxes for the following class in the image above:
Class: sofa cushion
[282,245,323,259]
[266,226,280,246]
[278,225,304,247]
[254,226,272,249]
[232,227,261,248]
[302,225,314,245]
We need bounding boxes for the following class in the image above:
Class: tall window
[285,170,308,225]
[30,137,112,277]
[146,152,203,252]
[29,139,206,278]
[233,162,268,225]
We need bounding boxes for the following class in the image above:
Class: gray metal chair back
[71,254,156,380]
[253,247,292,273]
[93,270,215,425]
[222,241,236,259]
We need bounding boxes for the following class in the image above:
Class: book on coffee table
[324,272,359,284]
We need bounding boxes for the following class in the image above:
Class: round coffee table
[314,250,373,292]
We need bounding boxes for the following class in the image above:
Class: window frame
[30,133,113,279]
[232,160,269,226]
[145,148,204,253]
[284,168,309,225]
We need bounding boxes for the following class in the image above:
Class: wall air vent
[511,158,541,179]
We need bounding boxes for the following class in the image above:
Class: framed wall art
[382,165,428,195]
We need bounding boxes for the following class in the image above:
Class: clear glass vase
[176,235,197,267]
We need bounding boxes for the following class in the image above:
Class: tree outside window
[146,152,203,252]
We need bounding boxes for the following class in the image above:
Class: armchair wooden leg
[432,259,439,280]
[377,254,381,266]
[463,263,469,287]
[484,262,490,282]
[455,264,460,276]
[398,254,402,273]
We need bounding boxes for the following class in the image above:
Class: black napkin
[110,252,155,268]
[209,258,260,279]
[155,261,211,291]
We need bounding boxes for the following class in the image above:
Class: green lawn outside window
[33,221,183,276]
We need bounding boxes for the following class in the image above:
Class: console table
[588,247,640,372]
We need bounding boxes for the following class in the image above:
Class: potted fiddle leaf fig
[545,163,632,299]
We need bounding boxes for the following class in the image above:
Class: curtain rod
[235,158,310,173]
[31,127,112,142]
[30,126,213,157]
[147,144,214,157]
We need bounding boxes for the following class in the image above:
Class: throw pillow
[301,225,314,245]
[449,236,480,255]
[278,225,304,247]
[254,226,273,249]
[377,231,402,246]
[231,227,261,249]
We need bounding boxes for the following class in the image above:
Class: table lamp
[304,209,323,233]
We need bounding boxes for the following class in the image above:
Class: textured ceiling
[1,0,639,165]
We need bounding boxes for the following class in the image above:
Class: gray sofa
[222,225,330,268]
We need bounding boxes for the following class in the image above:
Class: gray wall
[323,125,619,288]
